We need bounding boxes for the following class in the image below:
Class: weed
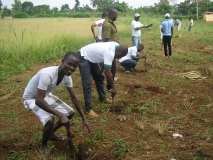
[7,151,28,160]
[112,139,128,159]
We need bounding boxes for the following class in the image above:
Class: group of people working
[22,9,178,149]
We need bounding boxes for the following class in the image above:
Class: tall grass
[0,17,212,81]
[0,18,93,81]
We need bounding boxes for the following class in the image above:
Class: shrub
[12,11,29,18]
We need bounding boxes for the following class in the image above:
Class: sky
[2,0,185,9]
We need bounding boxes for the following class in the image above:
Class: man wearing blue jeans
[161,13,174,57]
[119,44,144,72]
[79,42,128,117]
[131,13,152,48]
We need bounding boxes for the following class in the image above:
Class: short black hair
[63,51,80,61]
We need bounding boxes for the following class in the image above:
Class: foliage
[112,139,128,159]
[22,1,33,15]
[61,4,70,12]
[0,0,2,10]
[1,7,11,18]
[91,0,115,11]
[114,1,129,13]
[12,0,22,13]
[32,5,50,15]
[74,0,80,11]
[5,0,213,18]
[12,11,28,18]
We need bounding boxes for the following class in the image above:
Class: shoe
[125,70,130,73]
[114,76,118,81]
[87,110,99,118]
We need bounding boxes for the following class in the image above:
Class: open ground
[0,17,213,160]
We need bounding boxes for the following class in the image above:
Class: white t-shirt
[23,66,73,100]
[94,18,105,40]
[119,46,138,63]
[80,41,119,68]
[131,20,144,37]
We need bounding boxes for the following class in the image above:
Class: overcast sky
[2,0,185,9]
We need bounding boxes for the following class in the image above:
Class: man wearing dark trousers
[161,13,174,57]
[79,41,128,117]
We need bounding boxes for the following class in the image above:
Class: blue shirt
[161,19,173,36]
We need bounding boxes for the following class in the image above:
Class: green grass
[0,16,213,160]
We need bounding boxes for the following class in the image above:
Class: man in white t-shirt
[79,41,128,117]
[119,44,144,72]
[131,13,152,48]
[22,52,90,150]
[91,12,106,42]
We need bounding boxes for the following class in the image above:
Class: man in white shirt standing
[91,12,106,42]
[22,52,90,150]
[79,42,128,117]
[119,44,144,72]
[131,13,152,48]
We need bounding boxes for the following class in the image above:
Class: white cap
[134,13,140,17]
[165,13,170,18]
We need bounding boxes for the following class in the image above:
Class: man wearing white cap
[161,13,174,57]
[131,13,152,48]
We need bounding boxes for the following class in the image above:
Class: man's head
[60,52,80,76]
[134,13,140,21]
[165,13,170,19]
[108,8,118,21]
[115,45,128,59]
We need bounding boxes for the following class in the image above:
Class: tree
[91,0,115,11]
[156,0,172,14]
[12,0,22,12]
[74,0,80,10]
[1,7,11,18]
[114,1,128,13]
[22,1,34,14]
[33,5,50,15]
[0,0,2,10]
[61,4,70,12]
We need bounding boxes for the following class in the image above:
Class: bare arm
[135,24,153,30]
[66,87,91,133]
[104,69,116,98]
[66,87,86,121]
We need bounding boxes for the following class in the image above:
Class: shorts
[23,93,75,126]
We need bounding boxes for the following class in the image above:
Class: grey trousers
[79,58,106,112]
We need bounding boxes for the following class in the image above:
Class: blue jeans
[120,59,137,71]
[132,36,141,48]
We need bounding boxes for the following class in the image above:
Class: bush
[69,12,90,18]
[12,11,29,18]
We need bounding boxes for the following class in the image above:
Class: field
[0,17,213,160]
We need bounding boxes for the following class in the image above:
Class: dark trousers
[163,35,172,56]
[111,59,116,80]
[120,59,137,71]
[79,58,105,112]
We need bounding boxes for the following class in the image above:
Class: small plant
[7,151,28,160]
[93,129,105,141]
[138,99,161,116]
[112,139,128,159]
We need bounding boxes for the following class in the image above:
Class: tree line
[0,0,212,18]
